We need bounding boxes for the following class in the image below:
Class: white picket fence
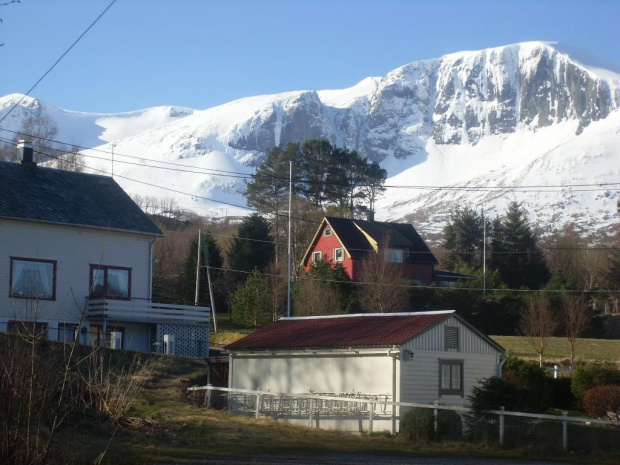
[188,385,620,452]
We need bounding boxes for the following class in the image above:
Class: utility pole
[287,161,293,318]
[203,231,218,333]
[482,205,486,294]
[194,230,201,305]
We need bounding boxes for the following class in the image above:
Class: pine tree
[442,207,485,271]
[230,269,272,328]
[227,214,275,278]
[490,202,549,289]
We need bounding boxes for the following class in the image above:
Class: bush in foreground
[583,385,620,421]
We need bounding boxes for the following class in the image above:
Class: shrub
[400,408,435,442]
[468,376,522,412]
[399,407,462,442]
[549,377,576,410]
[572,365,620,407]
[583,385,620,421]
[503,356,553,411]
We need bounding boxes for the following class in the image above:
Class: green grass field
[491,336,620,364]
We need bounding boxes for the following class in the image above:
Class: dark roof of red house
[225,311,455,351]
[311,216,437,264]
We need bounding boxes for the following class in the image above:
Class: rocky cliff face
[359,43,619,161]
[194,43,620,164]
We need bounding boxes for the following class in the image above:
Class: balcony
[86,298,210,325]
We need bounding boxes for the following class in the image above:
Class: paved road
[164,450,592,465]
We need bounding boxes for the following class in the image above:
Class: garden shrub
[583,385,620,421]
[503,356,553,411]
[400,408,435,442]
[549,377,575,410]
[572,365,620,407]
[468,376,522,412]
[399,408,462,442]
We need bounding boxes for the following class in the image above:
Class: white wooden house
[225,311,504,430]
[0,142,210,356]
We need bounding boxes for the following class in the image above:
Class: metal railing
[86,298,210,324]
[188,385,620,453]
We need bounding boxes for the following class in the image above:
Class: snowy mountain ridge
[0,41,618,236]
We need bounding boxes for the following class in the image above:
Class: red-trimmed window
[10,257,56,300]
[90,265,131,299]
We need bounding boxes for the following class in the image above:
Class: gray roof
[0,161,163,236]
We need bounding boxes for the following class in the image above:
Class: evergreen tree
[227,213,275,278]
[490,202,549,289]
[442,207,485,271]
[177,232,224,305]
[229,269,272,328]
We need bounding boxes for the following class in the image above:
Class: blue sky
[1,0,618,113]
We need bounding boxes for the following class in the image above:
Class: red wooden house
[301,216,438,284]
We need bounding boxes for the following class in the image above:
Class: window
[312,251,322,263]
[333,247,344,262]
[58,323,79,343]
[90,265,131,299]
[10,257,56,300]
[384,248,404,263]
[440,360,463,396]
[324,228,332,237]
[445,326,460,351]
[8,320,49,338]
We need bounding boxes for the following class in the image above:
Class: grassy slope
[65,348,620,464]
[491,336,620,364]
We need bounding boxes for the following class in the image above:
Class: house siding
[303,224,356,278]
[399,317,502,406]
[0,219,154,330]
[230,352,396,396]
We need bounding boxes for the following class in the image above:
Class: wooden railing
[86,298,210,324]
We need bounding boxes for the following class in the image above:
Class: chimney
[366,209,375,222]
[18,140,36,167]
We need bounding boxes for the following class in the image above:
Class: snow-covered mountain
[1,41,619,236]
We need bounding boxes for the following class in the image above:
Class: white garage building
[226,311,505,431]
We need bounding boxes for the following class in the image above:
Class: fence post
[433,401,439,434]
[309,398,314,427]
[562,411,568,450]
[204,383,212,407]
[368,401,374,434]
[553,364,559,379]
[255,393,261,419]
[499,406,505,445]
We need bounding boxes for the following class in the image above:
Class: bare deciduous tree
[562,293,592,367]
[13,111,59,163]
[357,252,410,313]
[519,293,558,367]
[55,144,84,172]
[293,278,341,316]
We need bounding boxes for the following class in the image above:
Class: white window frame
[333,247,344,262]
[324,228,332,237]
[384,248,404,263]
[312,251,323,263]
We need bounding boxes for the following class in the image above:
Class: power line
[1,127,618,193]
[205,265,615,295]
[2,140,617,247]
[0,0,118,125]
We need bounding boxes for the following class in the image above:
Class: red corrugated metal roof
[225,311,454,351]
